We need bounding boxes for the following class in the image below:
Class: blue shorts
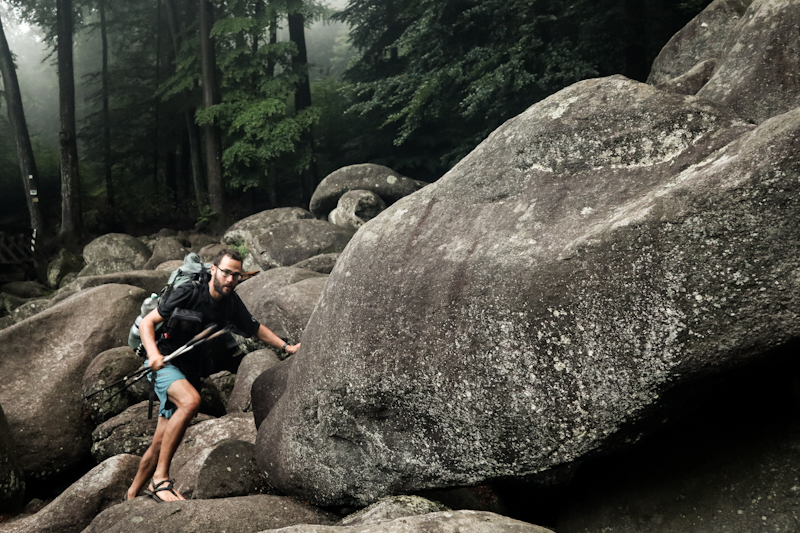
[144,361,187,419]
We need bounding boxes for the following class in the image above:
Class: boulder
[235,267,326,353]
[198,243,227,263]
[82,347,149,425]
[223,207,314,251]
[45,249,84,289]
[83,494,337,533]
[172,414,258,499]
[251,357,293,430]
[255,76,800,507]
[227,349,281,413]
[69,269,170,295]
[339,496,449,526]
[696,0,800,123]
[77,258,141,278]
[653,59,717,96]
[252,219,355,270]
[91,402,213,463]
[292,253,340,274]
[0,284,145,480]
[0,454,139,533]
[0,316,13,331]
[0,281,49,299]
[192,438,262,499]
[142,237,188,270]
[0,404,24,514]
[155,259,183,271]
[188,233,220,251]
[647,0,751,88]
[199,371,236,417]
[7,297,51,323]
[82,233,151,269]
[309,163,425,219]
[328,190,387,231]
[262,511,554,533]
[0,292,26,316]
[243,276,327,345]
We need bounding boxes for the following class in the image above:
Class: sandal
[143,478,179,503]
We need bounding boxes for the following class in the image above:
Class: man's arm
[140,308,167,370]
[256,324,300,355]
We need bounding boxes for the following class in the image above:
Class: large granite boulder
[46,248,84,288]
[0,404,24,513]
[68,269,170,295]
[236,267,326,351]
[245,276,327,345]
[252,357,293,430]
[227,349,281,413]
[251,219,355,271]
[142,237,188,270]
[339,496,449,526]
[82,347,149,425]
[83,495,337,533]
[292,253,340,274]
[223,207,314,250]
[91,402,213,463]
[191,438,262,499]
[254,75,800,507]
[171,414,258,499]
[695,0,800,123]
[263,511,554,533]
[309,164,425,219]
[82,233,151,270]
[0,454,139,533]
[0,284,144,480]
[0,281,49,299]
[328,190,387,231]
[647,0,752,89]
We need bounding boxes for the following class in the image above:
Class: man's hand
[148,351,165,372]
[284,343,301,356]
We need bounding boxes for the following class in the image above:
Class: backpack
[127,253,212,352]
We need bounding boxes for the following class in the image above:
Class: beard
[213,274,234,296]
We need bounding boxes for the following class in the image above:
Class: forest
[0,0,712,241]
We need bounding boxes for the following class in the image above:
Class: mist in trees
[0,0,712,238]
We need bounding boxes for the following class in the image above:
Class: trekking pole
[83,323,224,401]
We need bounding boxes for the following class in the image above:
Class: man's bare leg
[126,416,169,500]
[148,378,201,502]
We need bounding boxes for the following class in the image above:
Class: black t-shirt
[156,281,260,381]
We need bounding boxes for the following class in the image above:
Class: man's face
[212,256,243,297]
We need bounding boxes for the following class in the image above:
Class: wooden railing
[0,229,37,266]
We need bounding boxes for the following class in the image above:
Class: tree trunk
[57,0,82,242]
[0,14,44,234]
[99,0,113,208]
[152,0,162,192]
[287,0,317,204]
[163,0,206,211]
[199,0,224,214]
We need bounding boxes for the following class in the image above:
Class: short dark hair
[213,248,243,266]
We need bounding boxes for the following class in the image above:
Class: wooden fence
[0,229,37,266]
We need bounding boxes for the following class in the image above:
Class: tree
[198,0,224,215]
[286,0,317,203]
[0,11,44,233]
[57,0,82,241]
[335,0,715,179]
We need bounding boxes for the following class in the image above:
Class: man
[125,249,299,502]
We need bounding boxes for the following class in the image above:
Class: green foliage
[195,204,217,231]
[336,0,714,179]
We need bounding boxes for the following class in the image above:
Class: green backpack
[127,253,212,352]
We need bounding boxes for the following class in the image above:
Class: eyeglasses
[217,267,243,282]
